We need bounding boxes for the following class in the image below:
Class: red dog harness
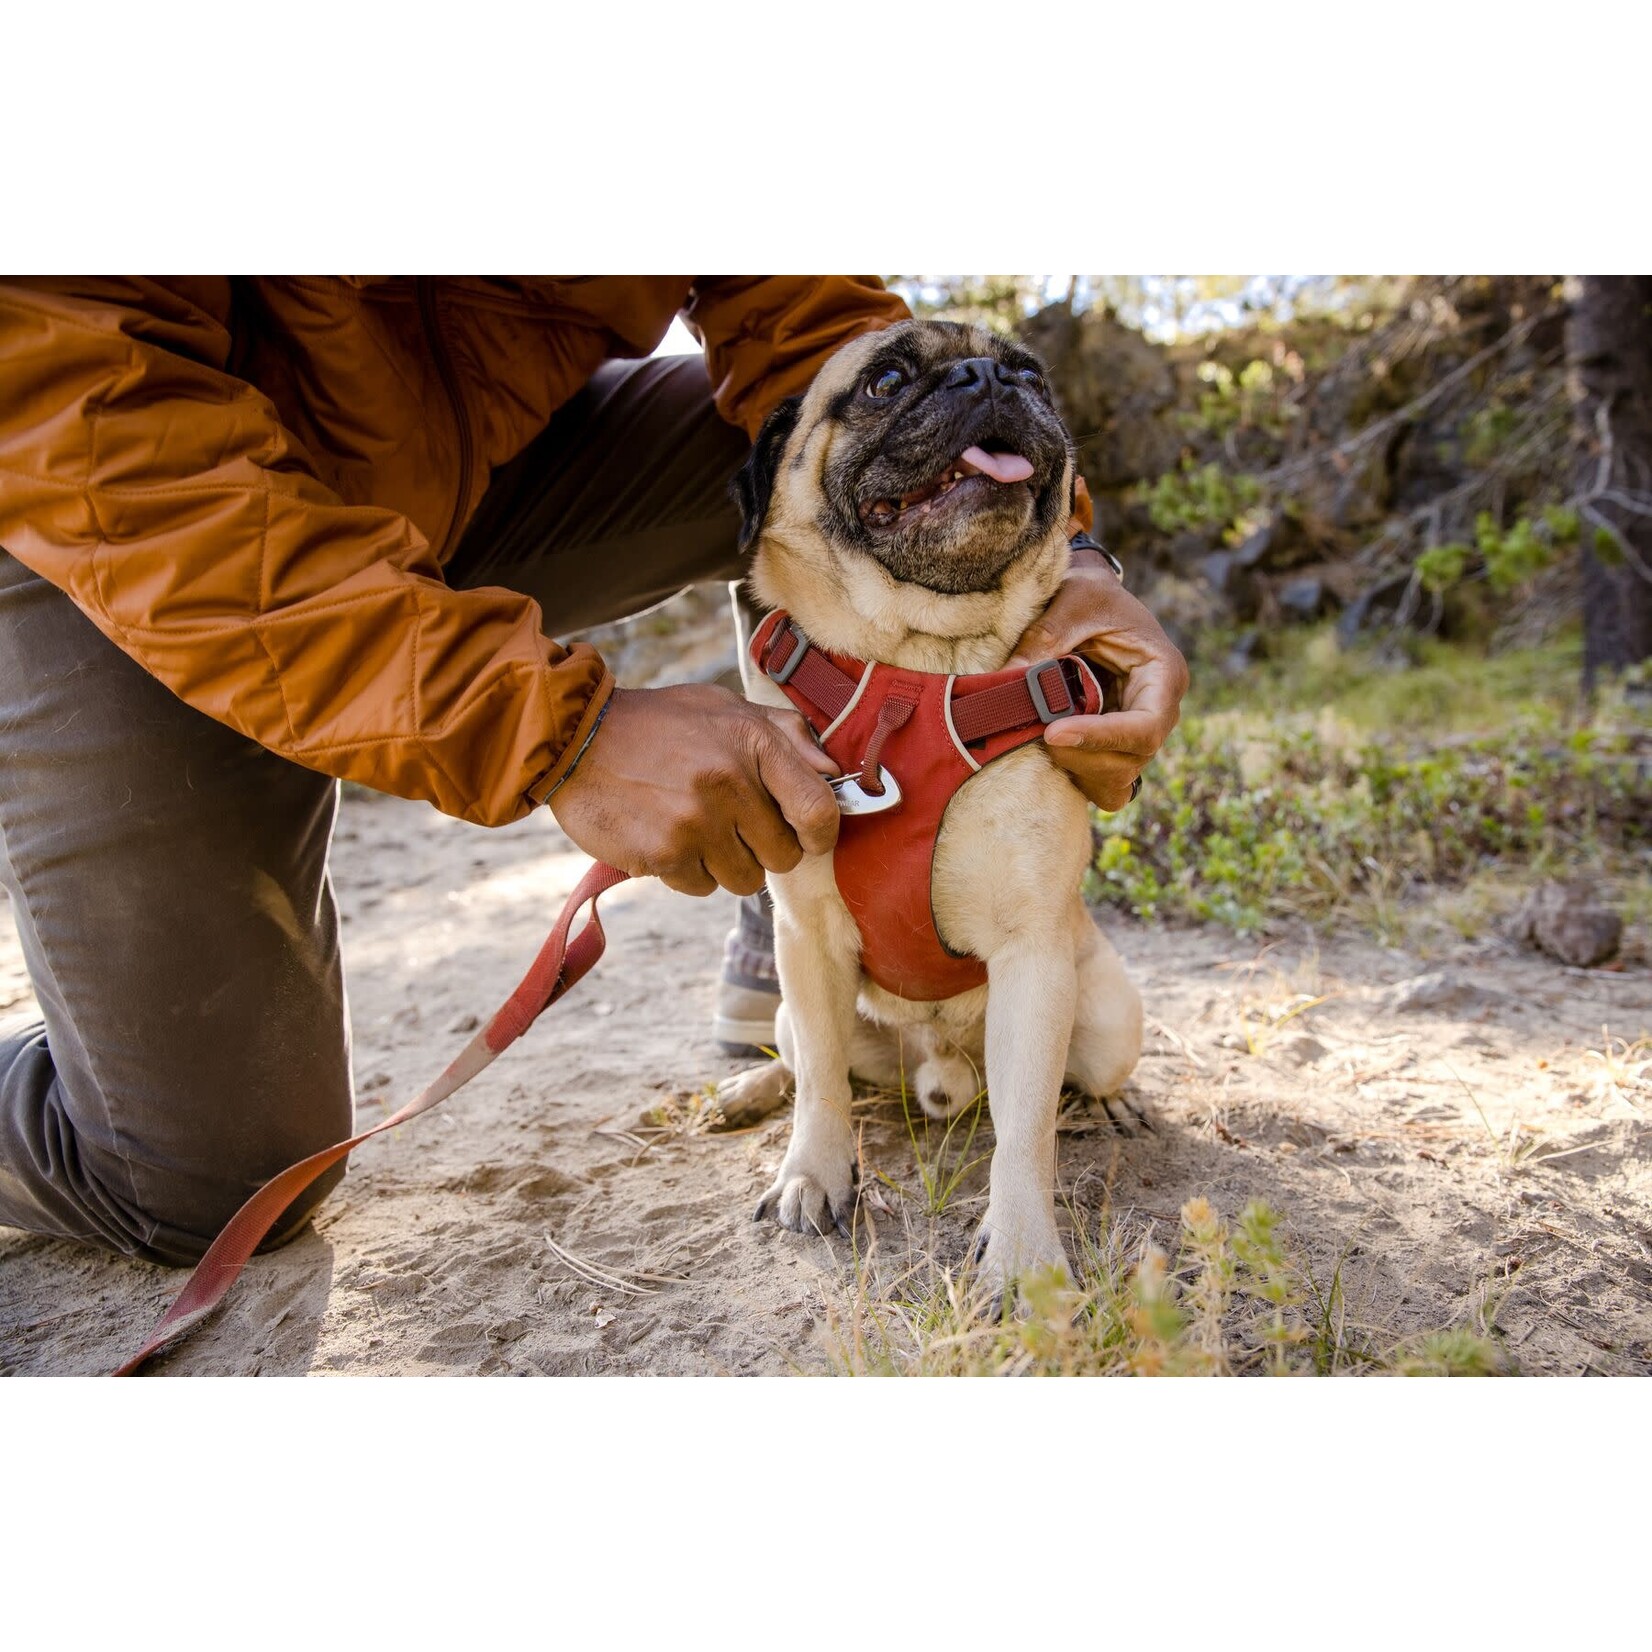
[751,609,1105,1002]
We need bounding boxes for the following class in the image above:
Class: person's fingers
[1006,576,1190,730]
[757,706,841,777]
[753,730,841,858]
[1044,745,1140,811]
[656,856,718,897]
[1044,709,1168,759]
[1114,649,1190,719]
[702,830,768,897]
[1047,746,1140,785]
[1005,608,1069,670]
[732,795,806,877]
[1007,577,1109,668]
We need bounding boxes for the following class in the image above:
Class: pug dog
[724,318,1144,1292]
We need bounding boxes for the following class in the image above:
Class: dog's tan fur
[732,323,1143,1288]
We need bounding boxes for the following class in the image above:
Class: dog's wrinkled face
[736,320,1075,596]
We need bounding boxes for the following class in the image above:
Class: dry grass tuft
[638,1085,728,1138]
[824,1196,1511,1377]
[1580,1028,1652,1115]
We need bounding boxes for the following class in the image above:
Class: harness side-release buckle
[764,620,809,685]
[1026,658,1081,724]
[829,769,903,815]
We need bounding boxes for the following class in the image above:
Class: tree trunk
[1566,275,1652,687]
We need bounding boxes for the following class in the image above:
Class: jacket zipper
[417,277,476,559]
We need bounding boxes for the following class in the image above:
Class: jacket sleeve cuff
[524,668,617,807]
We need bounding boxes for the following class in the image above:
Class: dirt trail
[2,789,1648,1376]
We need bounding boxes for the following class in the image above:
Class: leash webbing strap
[113,858,631,1376]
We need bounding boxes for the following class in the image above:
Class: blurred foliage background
[878,275,1651,947]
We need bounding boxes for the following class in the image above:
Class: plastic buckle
[765,620,809,685]
[1026,659,1077,724]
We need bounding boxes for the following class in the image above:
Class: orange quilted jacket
[0,276,908,824]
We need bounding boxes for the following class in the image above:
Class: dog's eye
[1017,367,1045,392]
[865,367,908,399]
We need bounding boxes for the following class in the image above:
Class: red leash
[114,859,631,1376]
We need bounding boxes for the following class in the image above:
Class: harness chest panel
[750,610,1103,1003]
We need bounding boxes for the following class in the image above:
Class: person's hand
[1006,547,1189,812]
[548,683,841,895]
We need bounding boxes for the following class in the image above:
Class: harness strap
[760,615,1100,748]
[759,620,859,722]
[113,858,631,1376]
[952,658,1086,741]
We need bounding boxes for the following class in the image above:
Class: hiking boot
[715,888,780,1057]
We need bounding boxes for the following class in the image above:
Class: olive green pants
[0,354,749,1264]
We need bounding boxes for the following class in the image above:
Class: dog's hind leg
[912,1029,984,1122]
[973,934,1078,1290]
[711,1058,792,1129]
[709,1004,927,1129]
[753,887,862,1237]
[1064,912,1147,1134]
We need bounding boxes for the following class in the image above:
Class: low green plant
[887,1070,990,1219]
[1415,506,1579,600]
[1460,401,1518,467]
[1198,627,1588,734]
[828,1197,1508,1377]
[1089,713,1645,935]
[1392,1329,1511,1376]
[1182,357,1298,442]
[1417,540,1471,594]
[1094,627,1648,936]
[1132,459,1262,541]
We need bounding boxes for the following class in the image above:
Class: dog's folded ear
[731,396,803,554]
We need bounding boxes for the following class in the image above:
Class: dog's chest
[822,665,1003,1001]
[760,668,1091,1003]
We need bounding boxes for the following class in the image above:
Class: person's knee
[130,1068,355,1267]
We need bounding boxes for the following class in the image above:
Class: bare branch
[1255,305,1564,493]
[1578,501,1652,586]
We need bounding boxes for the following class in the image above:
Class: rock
[1233,524,1274,568]
[574,583,739,690]
[1510,882,1622,968]
[1134,572,1224,640]
[1022,303,1182,489]
[1168,530,1215,567]
[1221,627,1264,674]
[1337,572,1413,645]
[1377,971,1502,1015]
[1199,552,1262,620]
[1277,575,1329,619]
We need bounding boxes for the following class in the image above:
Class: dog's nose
[942,356,1018,396]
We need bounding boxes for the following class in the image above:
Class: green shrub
[1414,506,1574,599]
[1089,714,1647,935]
[1132,459,1263,540]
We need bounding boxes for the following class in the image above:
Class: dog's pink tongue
[961,446,1034,484]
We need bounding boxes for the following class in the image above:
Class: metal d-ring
[828,769,903,815]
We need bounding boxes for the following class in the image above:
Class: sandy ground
[1,779,1648,1377]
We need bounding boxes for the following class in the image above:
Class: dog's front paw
[971,1215,1071,1305]
[754,1138,856,1238]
